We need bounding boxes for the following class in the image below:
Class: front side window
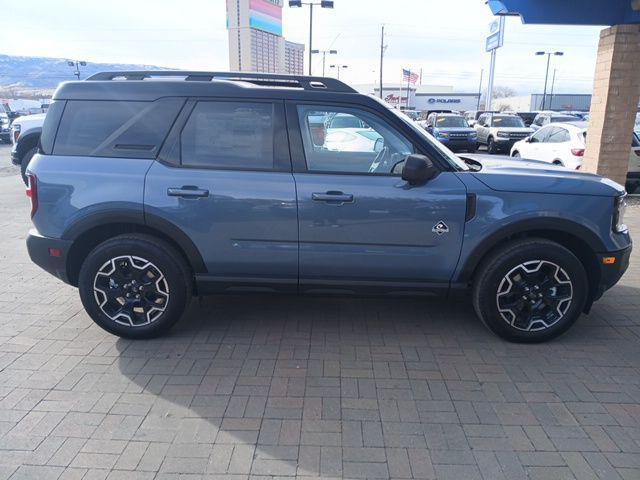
[181,101,274,169]
[547,127,570,143]
[297,105,414,175]
[530,127,551,143]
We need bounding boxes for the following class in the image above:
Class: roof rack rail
[85,70,357,93]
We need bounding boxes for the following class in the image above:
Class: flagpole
[406,71,410,110]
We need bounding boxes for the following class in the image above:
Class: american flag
[402,68,419,85]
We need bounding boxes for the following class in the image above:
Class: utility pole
[379,24,385,99]
[308,3,313,75]
[476,68,484,110]
[536,51,563,110]
[549,68,557,110]
[288,1,335,76]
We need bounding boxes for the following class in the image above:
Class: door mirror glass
[373,137,384,153]
[401,154,437,185]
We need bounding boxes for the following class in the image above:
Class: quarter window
[297,105,414,175]
[54,99,184,158]
[181,102,274,169]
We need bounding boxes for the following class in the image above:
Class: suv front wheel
[78,234,192,339]
[473,238,588,342]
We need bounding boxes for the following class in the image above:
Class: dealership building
[226,0,305,74]
[355,84,481,112]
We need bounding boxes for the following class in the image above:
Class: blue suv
[26,71,631,342]
[424,112,477,152]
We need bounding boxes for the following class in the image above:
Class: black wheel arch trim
[456,217,606,283]
[61,209,207,274]
[15,129,41,159]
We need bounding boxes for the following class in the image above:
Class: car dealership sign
[486,17,504,51]
[427,97,462,104]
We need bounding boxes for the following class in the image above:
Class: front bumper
[439,138,477,151]
[26,230,73,285]
[10,145,20,165]
[593,245,632,300]
[0,130,9,142]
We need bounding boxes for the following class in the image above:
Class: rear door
[144,99,298,292]
[287,102,467,294]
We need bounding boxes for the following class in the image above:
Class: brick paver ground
[0,144,639,479]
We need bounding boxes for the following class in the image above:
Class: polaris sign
[414,94,480,112]
[427,98,462,104]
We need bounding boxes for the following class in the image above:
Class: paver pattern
[0,144,639,479]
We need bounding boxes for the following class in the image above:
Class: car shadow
[112,287,640,476]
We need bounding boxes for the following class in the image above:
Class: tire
[78,234,192,339]
[552,160,564,167]
[512,151,520,158]
[20,147,37,185]
[487,137,498,154]
[472,238,588,343]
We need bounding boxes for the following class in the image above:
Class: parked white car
[511,122,640,191]
[510,122,585,170]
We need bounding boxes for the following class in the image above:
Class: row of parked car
[414,109,640,193]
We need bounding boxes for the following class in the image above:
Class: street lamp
[329,64,348,80]
[535,51,563,110]
[67,60,87,80]
[311,48,337,76]
[289,0,335,75]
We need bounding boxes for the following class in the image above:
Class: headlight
[469,132,477,138]
[496,131,509,138]
[437,132,449,138]
[613,195,627,233]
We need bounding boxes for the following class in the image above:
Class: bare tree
[492,86,517,99]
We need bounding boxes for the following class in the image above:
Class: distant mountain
[0,54,168,89]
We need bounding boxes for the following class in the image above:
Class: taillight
[571,148,585,157]
[26,174,38,218]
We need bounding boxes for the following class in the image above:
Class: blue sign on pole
[486,18,504,52]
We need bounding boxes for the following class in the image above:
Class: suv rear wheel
[472,238,588,342]
[78,234,192,339]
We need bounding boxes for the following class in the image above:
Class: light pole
[329,64,348,80]
[289,1,334,76]
[311,49,337,76]
[535,51,563,110]
[67,60,87,80]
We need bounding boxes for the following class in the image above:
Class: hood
[435,127,475,133]
[490,127,533,133]
[460,154,625,197]
[14,113,46,127]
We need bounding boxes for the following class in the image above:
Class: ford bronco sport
[26,71,631,342]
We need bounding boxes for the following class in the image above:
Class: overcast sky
[2,0,605,94]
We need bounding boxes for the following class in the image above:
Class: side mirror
[373,137,384,153]
[401,154,437,186]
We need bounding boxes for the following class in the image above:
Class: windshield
[371,97,469,171]
[435,116,469,128]
[491,115,525,128]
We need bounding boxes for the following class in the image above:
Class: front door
[144,99,298,292]
[288,103,467,294]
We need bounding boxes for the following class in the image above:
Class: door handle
[312,191,354,203]
[167,186,209,198]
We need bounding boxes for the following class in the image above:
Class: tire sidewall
[78,236,190,339]
[20,147,37,185]
[476,243,588,342]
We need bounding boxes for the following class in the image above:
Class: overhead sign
[486,17,505,51]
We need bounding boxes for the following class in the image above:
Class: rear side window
[180,101,274,170]
[53,98,184,158]
[40,101,66,154]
